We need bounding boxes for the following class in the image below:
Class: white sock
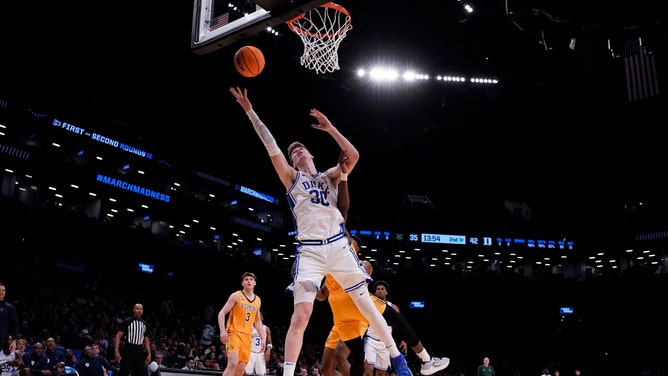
[417,349,430,363]
[387,343,401,358]
[283,362,296,376]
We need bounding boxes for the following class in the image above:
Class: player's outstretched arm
[229,87,295,188]
[309,108,359,180]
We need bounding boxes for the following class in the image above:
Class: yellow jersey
[226,290,261,335]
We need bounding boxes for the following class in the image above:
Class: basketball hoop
[286,2,352,74]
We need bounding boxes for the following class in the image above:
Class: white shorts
[244,351,266,375]
[364,333,390,371]
[287,236,371,304]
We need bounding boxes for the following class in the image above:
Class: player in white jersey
[366,281,449,376]
[364,324,391,376]
[230,87,413,376]
[0,335,20,376]
[245,311,272,376]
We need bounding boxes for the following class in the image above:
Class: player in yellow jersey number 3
[219,272,265,376]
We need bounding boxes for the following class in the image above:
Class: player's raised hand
[229,87,252,111]
[309,108,333,131]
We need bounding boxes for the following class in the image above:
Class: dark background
[1,0,667,239]
[1,2,668,375]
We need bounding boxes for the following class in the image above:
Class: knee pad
[292,280,319,304]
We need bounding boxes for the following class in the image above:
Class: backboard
[191,0,328,55]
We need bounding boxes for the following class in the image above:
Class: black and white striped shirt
[119,318,148,345]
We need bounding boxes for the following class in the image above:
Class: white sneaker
[420,357,450,375]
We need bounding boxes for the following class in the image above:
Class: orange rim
[286,2,351,37]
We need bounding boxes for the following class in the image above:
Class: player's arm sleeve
[246,110,281,156]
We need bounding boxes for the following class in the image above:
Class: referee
[114,303,151,376]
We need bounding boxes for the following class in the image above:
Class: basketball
[234,45,265,78]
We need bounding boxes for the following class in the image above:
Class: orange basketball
[234,45,265,78]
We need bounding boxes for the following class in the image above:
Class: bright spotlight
[369,67,399,82]
[403,71,416,81]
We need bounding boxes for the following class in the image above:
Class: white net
[287,2,352,74]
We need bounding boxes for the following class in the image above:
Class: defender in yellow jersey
[219,272,264,376]
[318,258,375,376]
[316,154,375,376]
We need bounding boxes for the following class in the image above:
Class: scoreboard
[347,229,575,250]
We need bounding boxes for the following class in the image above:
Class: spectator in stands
[76,345,118,376]
[203,346,215,358]
[90,345,101,359]
[201,306,215,326]
[62,350,76,368]
[160,296,174,317]
[188,347,200,364]
[90,344,110,376]
[195,354,206,370]
[14,340,27,370]
[199,324,215,347]
[94,333,109,357]
[22,341,49,376]
[18,323,31,346]
[52,338,63,353]
[182,343,193,360]
[477,357,495,376]
[203,351,219,370]
[266,353,280,376]
[163,340,173,359]
[169,342,188,369]
[155,344,169,362]
[146,351,166,376]
[79,330,93,348]
[182,358,196,370]
[215,345,227,369]
[43,338,65,376]
[59,317,79,350]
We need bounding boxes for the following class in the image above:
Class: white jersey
[245,324,269,375]
[365,322,391,343]
[0,350,18,376]
[250,324,268,353]
[364,325,391,371]
[287,171,345,241]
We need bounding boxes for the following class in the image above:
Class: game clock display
[420,233,466,245]
[348,229,575,251]
[422,234,441,243]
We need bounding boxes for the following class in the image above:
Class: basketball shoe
[391,355,413,376]
[420,357,450,375]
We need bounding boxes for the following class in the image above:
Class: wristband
[340,173,348,181]
[266,344,273,348]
